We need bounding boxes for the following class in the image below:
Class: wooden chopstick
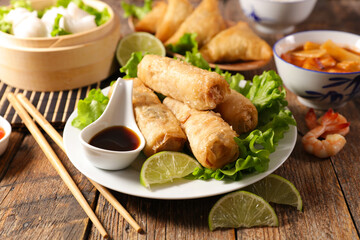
[7,93,109,239]
[15,93,143,233]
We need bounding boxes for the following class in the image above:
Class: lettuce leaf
[71,89,109,129]
[51,14,70,36]
[189,70,296,181]
[167,33,198,55]
[119,51,147,78]
[121,0,152,19]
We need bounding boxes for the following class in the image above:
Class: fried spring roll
[215,89,258,134]
[135,1,168,34]
[109,79,187,157]
[163,97,239,170]
[137,55,230,110]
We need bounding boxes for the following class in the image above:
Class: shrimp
[305,108,350,137]
[302,122,350,158]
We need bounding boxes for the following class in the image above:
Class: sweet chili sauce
[0,127,5,140]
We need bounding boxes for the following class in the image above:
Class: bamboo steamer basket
[0,0,121,91]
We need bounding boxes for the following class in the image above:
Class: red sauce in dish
[0,127,5,140]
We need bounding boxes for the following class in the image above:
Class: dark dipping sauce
[89,126,140,151]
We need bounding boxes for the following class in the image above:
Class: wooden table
[1,0,359,239]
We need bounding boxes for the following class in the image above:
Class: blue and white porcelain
[239,0,317,34]
[274,30,360,110]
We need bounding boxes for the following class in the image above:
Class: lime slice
[116,32,166,66]
[208,191,278,231]
[244,174,303,211]
[140,151,202,188]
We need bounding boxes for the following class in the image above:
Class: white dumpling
[13,14,47,38]
[41,7,67,36]
[66,2,89,19]
[5,8,33,26]
[64,15,96,34]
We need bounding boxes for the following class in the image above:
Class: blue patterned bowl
[239,0,317,34]
[274,30,360,110]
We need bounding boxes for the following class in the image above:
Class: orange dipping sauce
[0,126,5,140]
[281,40,360,73]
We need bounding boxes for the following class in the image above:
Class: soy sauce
[89,126,140,151]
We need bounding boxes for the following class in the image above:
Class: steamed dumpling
[41,6,67,35]
[5,8,47,37]
[13,14,47,37]
[41,2,97,36]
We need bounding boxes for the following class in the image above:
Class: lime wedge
[209,191,278,231]
[116,32,166,66]
[244,174,303,211]
[140,151,202,188]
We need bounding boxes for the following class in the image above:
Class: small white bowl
[80,78,145,170]
[0,116,12,156]
[273,30,360,110]
[239,0,317,34]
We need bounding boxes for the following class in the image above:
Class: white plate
[63,87,297,200]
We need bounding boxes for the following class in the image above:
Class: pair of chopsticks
[7,93,143,238]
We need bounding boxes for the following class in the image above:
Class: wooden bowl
[0,0,121,91]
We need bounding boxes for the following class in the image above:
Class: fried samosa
[163,97,239,170]
[165,0,226,47]
[200,21,273,63]
[155,0,193,42]
[134,1,168,34]
[215,89,258,134]
[137,55,230,110]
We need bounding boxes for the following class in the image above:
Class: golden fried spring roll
[137,55,230,110]
[163,97,239,170]
[165,0,226,47]
[155,0,193,42]
[135,1,168,34]
[200,21,273,63]
[215,89,258,134]
[109,79,187,157]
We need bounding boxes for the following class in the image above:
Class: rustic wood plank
[89,192,236,240]
[0,133,98,239]
[0,131,25,181]
[330,99,360,233]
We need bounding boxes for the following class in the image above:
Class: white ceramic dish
[0,115,12,156]
[63,87,297,200]
[274,30,360,109]
[239,0,317,34]
[80,78,145,170]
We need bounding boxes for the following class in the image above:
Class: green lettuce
[167,33,198,55]
[120,51,147,78]
[71,89,109,129]
[188,70,296,181]
[51,14,70,36]
[121,0,152,19]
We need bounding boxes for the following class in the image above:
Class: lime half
[116,32,165,66]
[244,174,303,211]
[140,151,201,188]
[209,191,278,231]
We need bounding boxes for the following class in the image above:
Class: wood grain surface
[0,0,359,239]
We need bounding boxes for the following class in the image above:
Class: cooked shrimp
[302,122,349,158]
[305,108,350,137]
